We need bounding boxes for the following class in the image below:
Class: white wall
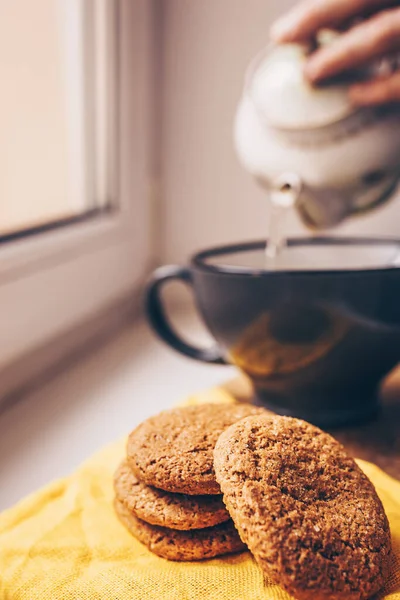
[161,0,400,263]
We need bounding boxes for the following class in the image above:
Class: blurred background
[1,0,400,507]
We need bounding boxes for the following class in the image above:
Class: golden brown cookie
[214,415,392,600]
[114,498,246,561]
[114,461,230,530]
[127,402,266,495]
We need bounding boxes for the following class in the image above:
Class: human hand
[271,0,400,106]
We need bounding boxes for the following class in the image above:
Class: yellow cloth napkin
[1,387,400,600]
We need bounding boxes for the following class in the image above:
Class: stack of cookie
[113,402,265,561]
[114,402,392,599]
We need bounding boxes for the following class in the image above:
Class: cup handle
[145,265,227,365]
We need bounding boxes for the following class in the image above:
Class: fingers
[350,71,400,105]
[270,0,395,43]
[304,7,400,81]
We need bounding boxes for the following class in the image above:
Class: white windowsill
[0,307,234,511]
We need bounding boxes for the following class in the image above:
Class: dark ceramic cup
[145,238,400,427]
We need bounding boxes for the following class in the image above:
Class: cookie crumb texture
[214,415,392,600]
[114,499,246,561]
[114,461,230,530]
[127,403,266,495]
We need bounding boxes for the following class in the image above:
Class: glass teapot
[234,40,400,229]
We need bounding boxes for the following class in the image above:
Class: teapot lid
[248,40,357,130]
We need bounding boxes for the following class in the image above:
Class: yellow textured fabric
[1,386,400,600]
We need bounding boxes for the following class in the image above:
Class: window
[0,0,154,379]
[0,0,116,240]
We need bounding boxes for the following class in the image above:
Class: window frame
[0,0,156,370]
